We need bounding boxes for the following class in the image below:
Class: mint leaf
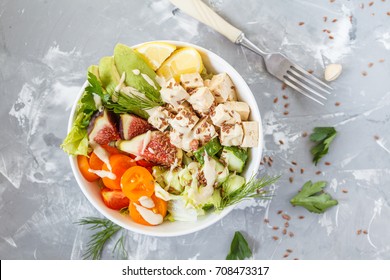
[290,181,338,213]
[310,127,337,165]
[226,231,252,260]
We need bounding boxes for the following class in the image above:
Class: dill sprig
[76,217,126,260]
[219,174,279,210]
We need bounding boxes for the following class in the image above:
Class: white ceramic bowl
[68,41,263,236]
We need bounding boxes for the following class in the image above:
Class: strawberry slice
[119,114,153,140]
[117,131,182,166]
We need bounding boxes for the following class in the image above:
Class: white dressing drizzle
[115,72,126,92]
[88,169,116,180]
[203,152,217,188]
[138,196,155,208]
[132,69,140,75]
[92,93,102,111]
[134,203,163,225]
[141,73,157,90]
[90,144,112,171]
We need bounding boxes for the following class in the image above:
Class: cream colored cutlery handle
[170,0,243,43]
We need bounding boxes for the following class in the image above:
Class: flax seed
[286,249,293,253]
[289,232,295,237]
[325,162,331,166]
[387,12,390,16]
[268,161,272,167]
[294,258,299,260]
[284,222,290,228]
[329,35,334,39]
[357,229,362,235]
[283,95,288,99]
[316,171,322,175]
[289,168,294,173]
[289,177,294,183]
[374,135,380,140]
[323,16,328,22]
[298,215,305,219]
[368,2,374,6]
[342,189,348,193]
[282,83,287,90]
[284,103,290,108]
[298,22,305,26]
[291,161,297,166]
[264,218,270,223]
[273,226,279,230]
[362,71,368,76]
[332,19,338,23]
[283,111,289,116]
[282,229,287,235]
[273,97,279,103]
[368,62,374,68]
[279,140,284,145]
[283,253,289,258]
[272,236,279,241]
[363,230,368,234]
[335,102,341,106]
[300,168,304,174]
[277,210,283,215]
[302,132,308,137]
[282,214,291,221]
[269,157,273,163]
[379,58,385,63]
[308,69,314,74]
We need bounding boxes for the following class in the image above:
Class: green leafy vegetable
[310,127,337,165]
[290,181,338,213]
[76,217,126,260]
[226,231,252,260]
[218,174,279,210]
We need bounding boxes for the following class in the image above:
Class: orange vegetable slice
[77,155,99,182]
[102,154,137,190]
[89,152,104,170]
[129,194,167,226]
[121,166,154,201]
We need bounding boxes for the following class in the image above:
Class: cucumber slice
[202,189,222,211]
[193,137,222,165]
[220,146,248,173]
[222,174,246,196]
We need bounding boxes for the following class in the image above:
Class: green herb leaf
[226,231,252,260]
[310,127,337,165]
[218,174,279,210]
[290,180,338,213]
[76,217,126,260]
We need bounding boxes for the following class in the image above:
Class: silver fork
[170,0,332,105]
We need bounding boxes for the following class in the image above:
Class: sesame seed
[298,215,305,219]
[273,97,279,103]
[298,22,305,26]
[325,162,331,166]
[273,226,279,230]
[289,177,294,183]
[272,236,279,241]
[282,214,291,221]
[291,161,297,166]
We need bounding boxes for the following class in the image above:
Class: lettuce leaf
[61,126,90,156]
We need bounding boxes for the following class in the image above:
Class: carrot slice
[77,155,99,182]
[102,154,137,190]
[89,152,104,170]
[121,166,154,201]
[129,194,167,226]
[101,144,122,155]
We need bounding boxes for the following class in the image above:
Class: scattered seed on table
[279,140,285,145]
[282,229,287,235]
[323,16,328,22]
[368,1,374,6]
[316,171,322,175]
[273,226,279,230]
[298,22,305,26]
[264,218,270,223]
[325,162,331,166]
[363,230,368,235]
[289,168,294,173]
[284,103,290,108]
[291,161,297,166]
[379,58,385,63]
[357,229,362,235]
[289,232,295,237]
[282,214,291,221]
[283,111,289,116]
[283,95,288,99]
[362,71,368,76]
[300,168,305,174]
[273,97,279,103]
[283,253,289,258]
[342,189,348,193]
[269,157,273,163]
[282,83,287,90]
[387,12,390,16]
[374,135,380,140]
[277,210,283,215]
[268,161,272,167]
[272,236,279,241]
[329,35,334,39]
[308,70,314,74]
[332,19,338,23]
[289,177,294,183]
[284,222,290,228]
[368,62,374,68]
[335,102,341,106]
[302,132,308,137]
[293,258,299,260]
[298,215,305,219]
[286,249,293,253]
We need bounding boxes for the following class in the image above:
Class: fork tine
[289,68,332,95]
[285,73,327,100]
[291,65,333,91]
[283,79,325,105]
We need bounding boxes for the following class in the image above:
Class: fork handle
[169,0,243,43]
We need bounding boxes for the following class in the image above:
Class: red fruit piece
[119,114,153,140]
[88,110,120,145]
[100,187,130,210]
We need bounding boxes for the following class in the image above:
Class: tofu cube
[209,73,237,103]
[180,73,204,90]
[241,121,259,147]
[147,106,171,132]
[223,101,250,121]
[210,104,241,127]
[160,78,189,108]
[188,87,215,114]
[169,106,199,134]
[220,124,244,146]
[193,117,217,145]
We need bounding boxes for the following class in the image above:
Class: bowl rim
[68,40,263,237]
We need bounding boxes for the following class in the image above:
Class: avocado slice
[113,43,161,103]
[87,65,101,83]
[98,56,120,95]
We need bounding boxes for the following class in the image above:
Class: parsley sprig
[310,127,337,165]
[226,231,252,260]
[290,181,338,213]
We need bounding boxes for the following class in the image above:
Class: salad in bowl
[62,41,274,236]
